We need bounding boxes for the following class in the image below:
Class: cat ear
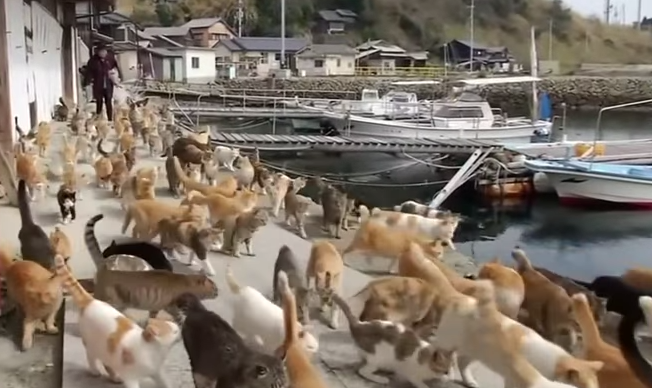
[587,360,604,372]
[273,346,287,362]
[489,257,500,264]
[142,320,160,342]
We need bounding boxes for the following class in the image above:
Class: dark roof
[218,37,308,53]
[297,44,356,57]
[76,11,143,30]
[143,26,189,37]
[147,47,184,57]
[317,9,356,23]
[181,18,238,36]
[450,39,507,53]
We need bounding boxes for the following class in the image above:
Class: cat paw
[46,325,59,334]
[86,369,102,378]
[328,320,339,330]
[244,252,255,257]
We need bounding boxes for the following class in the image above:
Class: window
[314,59,324,68]
[191,57,200,69]
[275,53,282,61]
[260,53,268,64]
[336,58,341,67]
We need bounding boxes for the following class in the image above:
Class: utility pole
[469,0,475,71]
[548,19,553,60]
[280,0,286,69]
[638,0,643,29]
[236,0,243,37]
[605,0,612,24]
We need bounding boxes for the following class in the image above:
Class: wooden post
[0,0,13,153]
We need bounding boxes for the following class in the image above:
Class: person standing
[83,43,120,120]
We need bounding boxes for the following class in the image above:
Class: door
[5,0,30,133]
[170,58,176,81]
[32,3,63,123]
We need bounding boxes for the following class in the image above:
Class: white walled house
[214,37,308,77]
[295,44,356,76]
[1,0,83,148]
[182,48,215,83]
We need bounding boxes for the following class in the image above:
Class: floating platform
[211,132,503,153]
[171,106,323,119]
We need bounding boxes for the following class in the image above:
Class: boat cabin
[431,92,497,129]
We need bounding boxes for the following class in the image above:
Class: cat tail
[331,293,360,328]
[0,244,16,275]
[618,313,652,387]
[278,271,298,345]
[96,138,109,157]
[84,214,105,269]
[54,254,94,311]
[225,265,241,294]
[510,246,533,271]
[18,179,35,227]
[173,156,194,186]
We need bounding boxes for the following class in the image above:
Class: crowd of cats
[1,96,652,388]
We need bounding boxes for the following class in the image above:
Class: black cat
[17,180,54,270]
[102,240,173,272]
[169,293,288,388]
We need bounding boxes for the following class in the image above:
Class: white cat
[213,146,240,171]
[225,267,318,355]
[55,256,180,388]
[332,293,452,388]
[436,280,584,388]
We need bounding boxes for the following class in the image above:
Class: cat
[85,215,218,317]
[305,240,344,329]
[572,276,652,387]
[169,293,288,388]
[272,245,310,324]
[276,271,327,388]
[158,217,221,275]
[331,291,453,388]
[571,293,649,388]
[86,214,173,271]
[226,266,319,355]
[49,226,72,264]
[219,207,269,258]
[18,179,55,270]
[102,240,173,272]
[164,147,181,198]
[283,183,312,239]
[53,254,181,388]
[56,185,77,224]
[0,245,63,350]
[435,280,582,388]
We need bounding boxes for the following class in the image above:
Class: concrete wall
[182,49,214,83]
[296,54,355,76]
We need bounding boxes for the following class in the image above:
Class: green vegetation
[118,0,652,67]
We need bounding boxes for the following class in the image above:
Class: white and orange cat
[53,255,181,387]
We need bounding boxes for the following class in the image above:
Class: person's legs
[104,86,113,120]
[95,89,105,116]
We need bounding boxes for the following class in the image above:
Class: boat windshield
[361,91,379,101]
[432,105,484,118]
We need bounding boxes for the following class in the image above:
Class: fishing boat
[523,159,652,208]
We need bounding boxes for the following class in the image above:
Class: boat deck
[210,132,503,153]
[509,139,652,164]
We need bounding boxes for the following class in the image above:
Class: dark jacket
[84,54,119,93]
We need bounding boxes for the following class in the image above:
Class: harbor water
[209,109,652,280]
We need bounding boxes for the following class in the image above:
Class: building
[214,37,309,77]
[144,18,236,48]
[295,44,357,76]
[441,39,514,70]
[314,9,357,35]
[146,47,215,83]
[355,40,428,73]
[1,0,94,148]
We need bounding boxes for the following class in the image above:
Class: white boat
[301,88,425,119]
[524,159,652,208]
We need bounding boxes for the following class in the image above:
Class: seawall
[144,76,652,113]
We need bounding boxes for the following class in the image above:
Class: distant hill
[117,0,652,71]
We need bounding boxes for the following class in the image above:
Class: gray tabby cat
[272,245,310,324]
[332,293,453,388]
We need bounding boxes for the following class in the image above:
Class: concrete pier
[0,123,502,388]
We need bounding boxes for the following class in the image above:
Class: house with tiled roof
[315,9,357,35]
[144,18,236,48]
[214,37,309,77]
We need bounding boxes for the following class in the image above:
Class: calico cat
[56,185,76,224]
[53,255,181,387]
[158,217,221,275]
[573,276,652,387]
[85,214,173,271]
[276,271,327,388]
[18,179,55,270]
[169,293,288,388]
[331,291,452,388]
[0,245,63,350]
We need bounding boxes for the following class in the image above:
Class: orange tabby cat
[0,245,64,350]
[49,226,72,263]
[571,293,646,388]
[276,271,327,388]
[35,122,51,157]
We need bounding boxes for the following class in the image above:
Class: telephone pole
[604,0,612,24]
[236,0,243,37]
[469,0,475,70]
[638,0,643,29]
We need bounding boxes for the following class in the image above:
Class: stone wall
[144,76,652,113]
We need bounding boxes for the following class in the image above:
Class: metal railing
[354,66,449,78]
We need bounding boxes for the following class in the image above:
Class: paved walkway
[1,122,504,388]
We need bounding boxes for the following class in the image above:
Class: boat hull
[325,114,548,143]
[544,172,652,208]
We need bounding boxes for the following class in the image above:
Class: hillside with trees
[117,0,652,68]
